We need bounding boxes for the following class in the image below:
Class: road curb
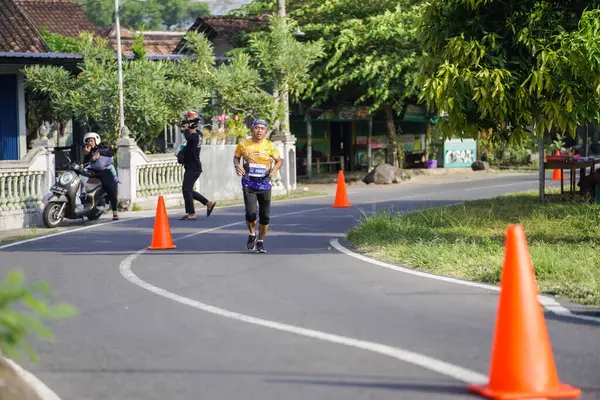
[331,238,600,325]
[0,357,61,400]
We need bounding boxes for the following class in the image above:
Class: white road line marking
[0,217,147,250]
[117,179,552,386]
[330,239,600,325]
[331,239,500,292]
[0,176,554,399]
[119,206,488,384]
[121,255,487,384]
[0,177,538,250]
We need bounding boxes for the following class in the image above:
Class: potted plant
[202,127,214,145]
[425,144,439,169]
[225,115,250,144]
[215,132,226,145]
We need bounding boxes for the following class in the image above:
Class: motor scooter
[42,156,108,228]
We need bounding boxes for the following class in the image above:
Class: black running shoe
[255,240,266,253]
[246,235,256,251]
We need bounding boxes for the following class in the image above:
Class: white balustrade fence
[0,142,55,230]
[136,158,184,198]
[0,170,44,212]
[0,133,296,231]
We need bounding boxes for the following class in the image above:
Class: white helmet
[83,132,101,146]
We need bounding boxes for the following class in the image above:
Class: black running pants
[243,185,271,225]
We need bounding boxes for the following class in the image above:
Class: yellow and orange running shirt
[234,138,280,190]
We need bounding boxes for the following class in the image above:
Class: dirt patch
[0,358,43,400]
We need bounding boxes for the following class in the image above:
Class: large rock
[363,163,399,185]
[471,161,490,171]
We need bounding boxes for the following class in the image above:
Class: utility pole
[276,0,290,136]
[114,0,126,137]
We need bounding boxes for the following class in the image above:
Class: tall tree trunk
[537,128,545,202]
[383,104,399,168]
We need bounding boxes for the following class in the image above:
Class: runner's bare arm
[233,154,245,176]
[270,154,282,177]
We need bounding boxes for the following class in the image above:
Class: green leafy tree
[212,52,275,121]
[170,30,216,86]
[230,0,428,165]
[120,0,164,30]
[168,30,216,118]
[163,0,210,29]
[419,0,600,143]
[297,0,427,166]
[186,2,210,23]
[251,0,424,166]
[176,30,278,127]
[24,32,210,145]
[0,270,77,361]
[247,15,325,133]
[38,26,79,53]
[80,0,209,30]
[131,31,147,61]
[25,28,277,145]
[79,0,114,30]
[229,0,275,16]
[229,0,331,18]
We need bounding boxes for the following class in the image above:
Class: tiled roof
[0,0,48,52]
[102,25,187,56]
[15,0,100,38]
[173,15,268,54]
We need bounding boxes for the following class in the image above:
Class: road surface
[1,173,598,400]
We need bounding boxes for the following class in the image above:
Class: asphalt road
[1,173,598,400]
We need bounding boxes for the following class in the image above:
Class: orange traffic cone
[331,170,351,208]
[552,169,567,181]
[148,195,177,250]
[468,224,581,399]
[552,151,567,181]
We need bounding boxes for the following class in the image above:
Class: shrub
[0,270,77,361]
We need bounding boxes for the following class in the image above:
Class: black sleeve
[184,133,199,155]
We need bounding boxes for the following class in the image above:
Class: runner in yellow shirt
[233,118,282,253]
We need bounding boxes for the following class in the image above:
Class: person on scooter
[82,132,119,221]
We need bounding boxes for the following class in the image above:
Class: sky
[199,0,254,15]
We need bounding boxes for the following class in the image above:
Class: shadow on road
[33,367,439,380]
[545,311,600,326]
[34,366,478,395]
[264,377,600,396]
[263,378,471,395]
[0,200,463,256]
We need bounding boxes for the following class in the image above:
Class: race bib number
[248,163,268,178]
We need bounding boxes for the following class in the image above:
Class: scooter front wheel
[43,202,65,228]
